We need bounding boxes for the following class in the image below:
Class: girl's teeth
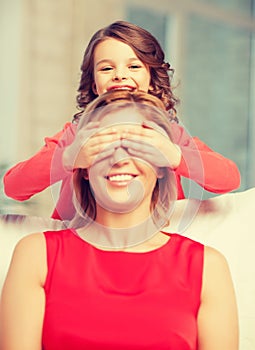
[113,87,133,91]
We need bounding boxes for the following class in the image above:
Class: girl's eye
[100,66,113,71]
[130,64,142,69]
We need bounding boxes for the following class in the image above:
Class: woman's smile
[105,172,138,186]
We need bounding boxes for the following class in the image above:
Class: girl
[3,21,240,220]
[0,90,239,349]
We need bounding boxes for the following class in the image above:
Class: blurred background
[1,0,255,217]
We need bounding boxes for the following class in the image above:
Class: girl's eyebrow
[95,59,113,67]
[95,57,142,67]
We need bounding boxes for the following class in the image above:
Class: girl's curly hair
[73,20,179,123]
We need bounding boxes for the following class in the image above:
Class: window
[127,2,255,197]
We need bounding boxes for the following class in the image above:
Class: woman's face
[86,108,160,214]
[93,38,151,96]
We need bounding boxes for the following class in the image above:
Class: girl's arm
[197,246,239,350]
[172,123,241,194]
[3,122,76,201]
[0,233,46,350]
[113,122,240,196]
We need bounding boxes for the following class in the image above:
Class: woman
[0,91,239,349]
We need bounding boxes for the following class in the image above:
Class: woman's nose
[110,147,130,165]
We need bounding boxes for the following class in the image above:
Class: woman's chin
[96,196,143,214]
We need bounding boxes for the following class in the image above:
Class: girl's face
[87,108,160,214]
[93,38,151,96]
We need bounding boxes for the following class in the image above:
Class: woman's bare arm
[197,246,239,350]
[0,233,47,350]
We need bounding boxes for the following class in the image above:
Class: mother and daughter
[0,20,240,349]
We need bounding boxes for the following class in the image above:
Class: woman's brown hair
[71,90,177,229]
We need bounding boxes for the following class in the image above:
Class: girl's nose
[110,147,130,165]
[112,67,128,81]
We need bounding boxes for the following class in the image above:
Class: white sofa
[166,187,255,350]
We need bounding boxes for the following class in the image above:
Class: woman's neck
[95,201,152,228]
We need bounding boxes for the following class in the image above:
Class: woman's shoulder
[15,232,45,251]
[13,233,47,269]
[202,245,233,290]
[5,233,47,286]
[204,245,228,266]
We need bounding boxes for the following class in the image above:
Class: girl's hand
[120,121,182,169]
[63,122,121,170]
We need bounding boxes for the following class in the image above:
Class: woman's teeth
[107,174,135,182]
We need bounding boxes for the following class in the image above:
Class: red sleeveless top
[42,229,204,350]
